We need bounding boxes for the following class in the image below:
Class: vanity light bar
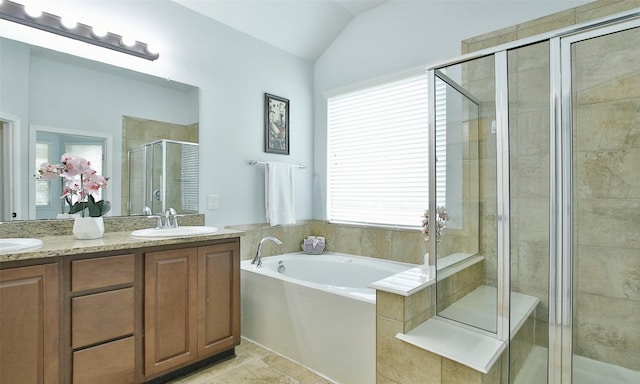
[0,0,159,61]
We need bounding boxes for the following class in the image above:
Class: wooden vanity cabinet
[144,247,198,377]
[144,239,240,379]
[65,253,138,384]
[197,242,241,358]
[0,263,60,384]
[0,236,240,384]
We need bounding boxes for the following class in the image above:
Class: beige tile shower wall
[461,0,640,372]
[436,118,480,259]
[436,261,485,312]
[121,116,198,215]
[461,0,640,54]
[506,41,552,351]
[461,55,499,288]
[572,27,640,370]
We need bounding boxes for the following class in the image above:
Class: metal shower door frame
[550,14,640,384]
[427,7,640,384]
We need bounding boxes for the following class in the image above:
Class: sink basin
[131,226,218,239]
[0,238,44,254]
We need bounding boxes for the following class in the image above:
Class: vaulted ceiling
[172,0,388,61]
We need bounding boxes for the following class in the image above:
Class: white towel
[265,161,296,226]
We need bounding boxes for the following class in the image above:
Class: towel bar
[249,160,307,169]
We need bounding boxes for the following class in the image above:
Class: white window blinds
[180,144,199,212]
[35,142,51,206]
[327,73,435,228]
[327,72,447,228]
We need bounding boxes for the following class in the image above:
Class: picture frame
[264,93,290,155]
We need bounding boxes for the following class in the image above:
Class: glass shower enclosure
[128,139,199,216]
[428,10,640,384]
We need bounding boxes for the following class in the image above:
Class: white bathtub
[241,252,414,384]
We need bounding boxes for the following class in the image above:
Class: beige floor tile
[169,339,332,384]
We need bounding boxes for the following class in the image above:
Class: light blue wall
[1,0,591,226]
[313,0,590,219]
[0,0,314,227]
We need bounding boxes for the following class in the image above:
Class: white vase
[57,213,81,219]
[73,217,105,240]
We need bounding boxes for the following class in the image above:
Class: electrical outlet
[207,194,219,210]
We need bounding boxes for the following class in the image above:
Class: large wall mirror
[0,37,199,221]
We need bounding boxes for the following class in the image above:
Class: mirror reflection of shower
[128,139,199,216]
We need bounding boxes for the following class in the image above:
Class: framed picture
[264,93,290,155]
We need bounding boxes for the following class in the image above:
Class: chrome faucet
[251,236,283,267]
[149,208,182,229]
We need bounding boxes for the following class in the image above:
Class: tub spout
[252,236,283,267]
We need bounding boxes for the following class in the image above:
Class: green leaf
[87,195,111,217]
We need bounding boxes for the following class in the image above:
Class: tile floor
[169,338,333,384]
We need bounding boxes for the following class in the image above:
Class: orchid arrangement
[38,154,111,217]
[422,206,448,244]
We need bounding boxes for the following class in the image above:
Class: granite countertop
[0,228,244,263]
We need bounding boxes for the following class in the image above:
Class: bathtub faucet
[252,236,283,267]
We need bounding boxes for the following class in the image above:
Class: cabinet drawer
[72,288,134,349]
[73,336,135,384]
[71,254,134,292]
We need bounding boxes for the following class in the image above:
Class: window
[35,142,52,206]
[35,140,106,208]
[64,143,105,203]
[327,72,446,228]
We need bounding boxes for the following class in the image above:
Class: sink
[131,226,219,239]
[0,238,44,254]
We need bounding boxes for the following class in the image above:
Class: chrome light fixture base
[0,0,159,61]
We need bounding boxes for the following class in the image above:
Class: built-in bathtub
[240,252,415,384]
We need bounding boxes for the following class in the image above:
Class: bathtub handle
[277,261,286,274]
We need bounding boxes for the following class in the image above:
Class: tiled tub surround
[234,217,537,381]
[231,220,428,264]
[377,285,538,384]
[233,221,523,379]
[241,252,414,384]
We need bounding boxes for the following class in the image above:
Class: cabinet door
[197,241,240,358]
[0,263,59,384]
[144,248,198,377]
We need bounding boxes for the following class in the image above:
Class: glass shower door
[567,23,640,384]
[433,56,493,334]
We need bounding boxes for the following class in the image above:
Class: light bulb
[24,4,43,18]
[92,26,107,38]
[121,36,136,47]
[61,17,77,29]
[145,44,159,55]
